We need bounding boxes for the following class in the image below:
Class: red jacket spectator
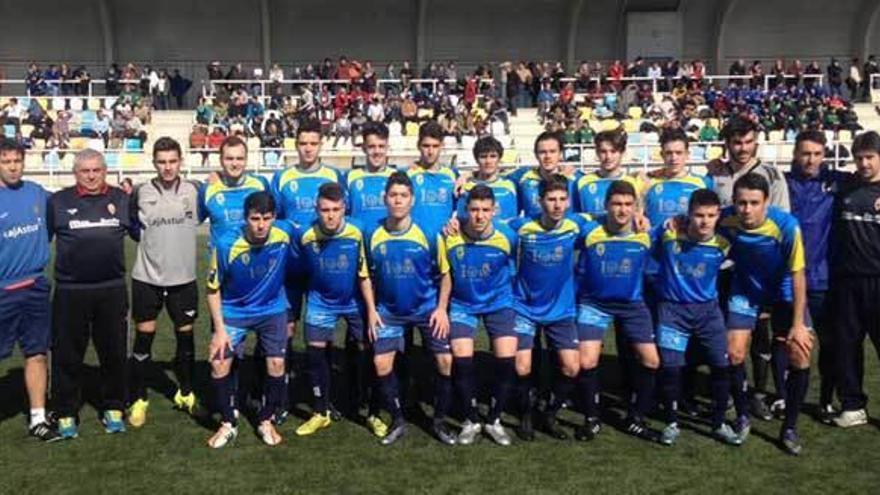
[464,77,478,107]
[334,89,350,119]
[560,83,575,106]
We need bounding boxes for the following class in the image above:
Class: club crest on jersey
[415,175,424,185]
[289,181,299,192]
[107,203,116,215]
[216,193,225,205]
[654,184,664,194]
[356,180,364,191]
[455,246,465,259]
[67,208,78,216]
[596,243,605,256]
[379,244,387,256]
[673,242,682,254]
[588,183,597,194]
[240,253,250,265]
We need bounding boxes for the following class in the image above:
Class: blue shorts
[304,307,365,344]
[449,306,517,341]
[513,314,578,351]
[726,293,813,334]
[576,300,654,344]
[656,301,728,368]
[0,277,51,360]
[374,312,451,356]
[222,313,288,360]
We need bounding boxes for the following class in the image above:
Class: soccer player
[652,189,740,446]
[576,128,644,217]
[574,180,659,441]
[444,184,519,445]
[0,140,59,441]
[363,171,453,446]
[643,128,713,228]
[128,137,202,428]
[721,173,812,455]
[508,132,579,218]
[205,191,291,448]
[346,122,397,228]
[407,120,458,237]
[456,136,519,223]
[508,174,582,441]
[291,182,386,438]
[48,149,133,439]
[830,131,880,429]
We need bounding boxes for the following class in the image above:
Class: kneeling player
[205,192,291,448]
[444,185,519,445]
[722,174,813,455]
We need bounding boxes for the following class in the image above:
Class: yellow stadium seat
[768,130,784,142]
[122,153,142,168]
[501,149,519,165]
[839,129,853,142]
[88,98,102,110]
[627,107,643,120]
[650,146,662,162]
[20,124,34,137]
[70,137,89,150]
[601,119,621,132]
[578,107,593,122]
[283,137,297,150]
[622,119,639,133]
[707,146,724,160]
[405,122,420,136]
[246,137,260,151]
[37,97,49,110]
[417,108,434,119]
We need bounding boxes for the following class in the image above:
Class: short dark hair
[605,180,637,204]
[296,119,322,138]
[688,188,721,213]
[467,184,495,204]
[852,131,880,156]
[220,135,247,154]
[362,122,389,142]
[733,173,770,199]
[385,171,413,194]
[0,139,25,159]
[317,182,344,202]
[152,136,182,160]
[418,121,444,144]
[721,117,759,142]
[244,191,276,216]
[473,136,504,160]
[660,127,689,149]
[538,174,569,199]
[795,129,827,148]
[534,131,564,154]
[594,128,627,151]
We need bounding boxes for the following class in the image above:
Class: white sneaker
[207,422,238,448]
[833,409,868,428]
[257,420,283,446]
[457,420,482,445]
[484,419,512,446]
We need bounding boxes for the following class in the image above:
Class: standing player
[643,128,713,229]
[205,191,291,448]
[363,172,453,446]
[127,137,202,428]
[508,174,582,441]
[346,122,397,228]
[456,136,519,223]
[407,121,458,237]
[508,132,579,218]
[48,149,132,439]
[574,180,659,441]
[576,128,644,217]
[444,185,519,445]
[721,174,812,455]
[0,140,59,441]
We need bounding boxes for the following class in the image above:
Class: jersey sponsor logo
[2,221,42,239]
[69,218,120,230]
[107,203,116,215]
[148,216,191,227]
[66,208,78,215]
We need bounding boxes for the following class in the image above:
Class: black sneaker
[29,421,63,443]
[624,416,658,442]
[432,420,457,445]
[574,417,602,441]
[516,412,535,442]
[817,403,837,426]
[380,420,407,446]
[541,412,569,440]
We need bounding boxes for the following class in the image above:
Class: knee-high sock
[710,366,730,429]
[771,340,791,402]
[751,319,771,395]
[547,373,576,416]
[730,363,749,418]
[453,357,478,423]
[631,365,657,419]
[783,368,810,431]
[130,331,155,401]
[174,331,195,395]
[306,346,330,414]
[516,374,535,417]
[213,374,236,424]
[345,341,367,412]
[251,347,266,400]
[489,357,516,422]
[259,375,285,422]
[659,366,681,424]
[378,373,403,423]
[578,367,601,420]
[433,372,453,423]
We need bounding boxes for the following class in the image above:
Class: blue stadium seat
[43,151,61,169]
[3,125,15,139]
[263,151,281,168]
[124,139,143,151]
[105,151,120,169]
[691,145,707,161]
[80,111,97,133]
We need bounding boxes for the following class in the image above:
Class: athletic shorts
[374,312,451,356]
[222,312,288,360]
[513,314,578,351]
[656,301,728,368]
[303,306,365,344]
[576,299,654,344]
[726,292,813,334]
[131,279,198,327]
[449,306,517,340]
[0,277,50,359]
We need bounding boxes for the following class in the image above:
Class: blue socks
[306,346,330,414]
[453,357,478,423]
[489,357,516,422]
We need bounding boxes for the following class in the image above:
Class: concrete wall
[0,0,104,67]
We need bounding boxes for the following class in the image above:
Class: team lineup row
[1,118,880,456]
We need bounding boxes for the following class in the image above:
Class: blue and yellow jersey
[407,165,458,237]
[509,214,588,322]
[508,167,580,218]
[720,206,805,304]
[345,166,396,227]
[291,219,369,314]
[207,224,291,320]
[643,174,714,227]
[576,172,645,217]
[443,223,518,314]
[365,221,450,318]
[653,226,730,303]
[199,174,270,244]
[271,164,343,226]
[575,217,652,303]
[456,176,519,223]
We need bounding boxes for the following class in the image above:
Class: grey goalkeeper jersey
[709,159,791,211]
[131,178,201,286]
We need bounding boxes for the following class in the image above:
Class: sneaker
[207,422,238,448]
[29,421,62,443]
[366,415,388,438]
[574,417,602,442]
[516,412,535,442]
[329,403,343,422]
[57,417,78,440]
[380,420,406,446]
[541,412,569,440]
[102,410,126,434]
[295,412,333,436]
[273,408,290,426]
[484,419,512,446]
[257,420,282,446]
[750,395,773,421]
[624,416,657,442]
[433,420,457,445]
[779,428,802,456]
[128,399,149,428]
[173,390,198,415]
[733,415,751,444]
[659,423,680,446]
[712,423,743,446]
[457,420,482,445]
[817,403,837,426]
[769,398,786,419]
[833,409,868,428]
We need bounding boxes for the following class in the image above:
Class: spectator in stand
[170,70,192,109]
[189,124,210,166]
[847,58,863,101]
[105,63,121,96]
[155,69,171,110]
[332,111,353,147]
[749,60,764,90]
[771,59,786,89]
[608,59,624,91]
[25,64,45,96]
[828,58,844,97]
[729,59,747,77]
[94,110,111,147]
[44,65,61,97]
[367,96,384,123]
